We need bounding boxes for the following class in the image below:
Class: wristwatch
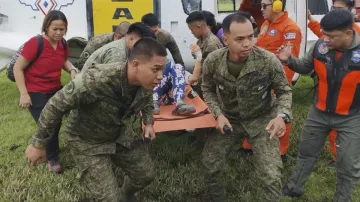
[69,67,79,74]
[278,113,291,124]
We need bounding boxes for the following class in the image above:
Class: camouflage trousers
[71,143,154,202]
[202,122,283,201]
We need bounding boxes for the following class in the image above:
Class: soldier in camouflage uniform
[186,11,223,97]
[24,38,168,202]
[142,13,185,67]
[74,21,131,70]
[201,13,292,201]
[81,22,155,73]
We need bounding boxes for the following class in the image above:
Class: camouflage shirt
[156,29,185,66]
[201,47,292,128]
[32,62,154,155]
[81,38,128,72]
[74,33,114,70]
[197,30,223,64]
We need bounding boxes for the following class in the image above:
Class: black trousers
[29,92,61,161]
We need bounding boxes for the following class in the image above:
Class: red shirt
[21,36,69,94]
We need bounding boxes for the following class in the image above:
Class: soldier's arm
[140,91,154,125]
[103,47,124,64]
[166,35,185,67]
[82,52,97,72]
[285,43,315,74]
[201,56,223,118]
[32,73,98,149]
[269,56,293,119]
[202,44,220,64]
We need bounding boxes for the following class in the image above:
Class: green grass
[218,3,235,12]
[1,71,360,202]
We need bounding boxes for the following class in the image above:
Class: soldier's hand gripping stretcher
[216,114,233,135]
[216,114,286,139]
[142,124,156,144]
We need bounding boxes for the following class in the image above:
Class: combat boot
[282,185,302,198]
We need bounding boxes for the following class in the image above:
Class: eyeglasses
[261,3,272,10]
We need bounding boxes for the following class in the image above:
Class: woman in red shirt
[14,10,76,173]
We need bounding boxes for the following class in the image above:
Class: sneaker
[327,159,336,169]
[153,102,160,115]
[48,160,63,174]
[172,103,196,116]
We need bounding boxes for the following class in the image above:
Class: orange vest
[256,12,301,57]
[256,12,302,84]
[313,40,360,116]
[308,21,360,38]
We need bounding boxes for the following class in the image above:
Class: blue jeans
[153,60,186,105]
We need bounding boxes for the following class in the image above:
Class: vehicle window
[308,0,329,15]
[182,0,202,15]
[217,0,244,13]
[0,13,8,25]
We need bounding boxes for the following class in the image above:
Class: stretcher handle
[223,125,232,136]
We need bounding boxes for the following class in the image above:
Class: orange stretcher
[151,85,217,133]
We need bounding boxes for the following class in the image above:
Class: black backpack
[6,35,67,82]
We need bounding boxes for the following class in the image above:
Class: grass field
[1,70,360,202]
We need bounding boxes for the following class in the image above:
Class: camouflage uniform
[156,29,185,67]
[74,33,114,70]
[32,62,155,202]
[201,47,292,201]
[193,31,223,97]
[81,38,129,72]
[197,31,224,65]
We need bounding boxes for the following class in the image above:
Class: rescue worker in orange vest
[278,9,360,201]
[307,0,360,168]
[241,0,301,162]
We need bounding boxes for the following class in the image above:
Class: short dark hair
[115,21,131,36]
[201,10,216,27]
[42,10,68,34]
[129,38,167,61]
[222,12,252,33]
[127,22,156,39]
[141,13,159,27]
[334,0,354,9]
[320,9,353,32]
[186,11,206,24]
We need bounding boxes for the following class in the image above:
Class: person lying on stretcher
[153,59,196,115]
